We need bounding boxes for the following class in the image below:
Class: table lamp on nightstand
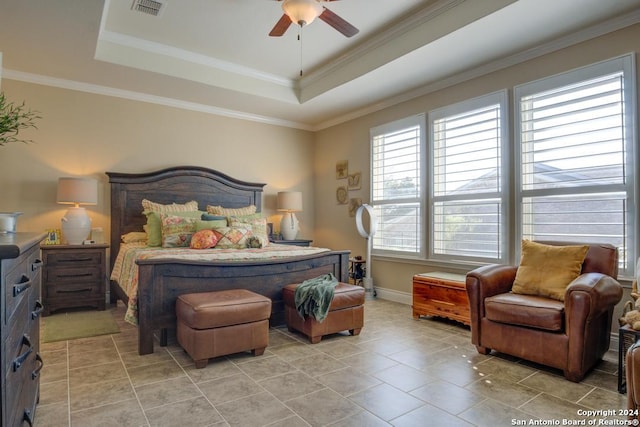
[277,191,302,240]
[57,177,98,245]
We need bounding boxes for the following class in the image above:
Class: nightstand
[40,243,108,316]
[270,239,313,247]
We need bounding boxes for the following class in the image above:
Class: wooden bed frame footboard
[136,251,349,354]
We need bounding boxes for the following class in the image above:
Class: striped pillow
[206,204,257,217]
[142,199,198,213]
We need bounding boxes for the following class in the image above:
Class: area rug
[41,310,120,343]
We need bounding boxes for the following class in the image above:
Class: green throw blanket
[294,273,339,322]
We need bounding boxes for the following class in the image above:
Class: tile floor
[35,299,626,427]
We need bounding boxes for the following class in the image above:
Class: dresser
[40,244,108,316]
[1,232,46,427]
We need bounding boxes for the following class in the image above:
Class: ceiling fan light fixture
[282,0,323,27]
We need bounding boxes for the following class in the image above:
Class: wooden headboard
[106,166,266,268]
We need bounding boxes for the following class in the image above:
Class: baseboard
[373,286,620,353]
[372,286,412,306]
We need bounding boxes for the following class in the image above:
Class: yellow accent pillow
[512,240,589,301]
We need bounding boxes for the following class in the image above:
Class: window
[515,55,636,275]
[429,91,508,262]
[370,115,425,255]
[369,55,636,275]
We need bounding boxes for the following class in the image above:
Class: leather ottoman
[176,289,271,368]
[283,282,365,344]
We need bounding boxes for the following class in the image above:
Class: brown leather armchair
[466,241,622,382]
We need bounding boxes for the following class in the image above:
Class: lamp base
[280,212,299,240]
[61,207,92,245]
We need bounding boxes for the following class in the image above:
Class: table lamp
[277,191,302,240]
[57,177,98,244]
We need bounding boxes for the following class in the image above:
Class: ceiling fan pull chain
[299,26,303,76]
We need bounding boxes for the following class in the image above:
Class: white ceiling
[1,0,639,130]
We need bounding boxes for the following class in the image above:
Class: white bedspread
[110,242,330,324]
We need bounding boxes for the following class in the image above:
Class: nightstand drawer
[45,280,102,299]
[45,250,102,267]
[45,266,102,285]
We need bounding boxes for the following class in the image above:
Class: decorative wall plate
[336,186,348,204]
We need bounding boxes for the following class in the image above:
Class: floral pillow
[145,211,203,247]
[229,216,269,247]
[190,229,219,249]
[161,214,197,248]
[211,226,253,249]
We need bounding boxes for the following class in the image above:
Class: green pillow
[201,213,227,221]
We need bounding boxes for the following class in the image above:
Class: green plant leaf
[0,92,42,146]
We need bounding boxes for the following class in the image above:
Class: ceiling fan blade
[269,13,292,37]
[318,7,359,37]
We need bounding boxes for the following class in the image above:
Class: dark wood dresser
[1,232,46,427]
[40,244,108,316]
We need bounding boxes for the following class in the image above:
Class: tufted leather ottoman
[176,289,271,368]
[283,282,365,344]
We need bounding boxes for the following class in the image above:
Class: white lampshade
[277,191,303,240]
[57,177,98,244]
[277,191,303,212]
[57,178,98,207]
[282,0,323,26]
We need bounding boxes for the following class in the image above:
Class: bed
[107,166,350,355]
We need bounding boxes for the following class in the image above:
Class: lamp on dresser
[277,191,302,240]
[57,177,98,245]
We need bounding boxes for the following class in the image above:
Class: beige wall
[0,80,315,244]
[313,24,640,307]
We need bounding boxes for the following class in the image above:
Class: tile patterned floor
[35,299,626,427]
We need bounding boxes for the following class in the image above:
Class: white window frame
[428,90,509,264]
[370,114,426,257]
[514,54,637,276]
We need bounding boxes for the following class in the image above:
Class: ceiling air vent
[131,0,165,17]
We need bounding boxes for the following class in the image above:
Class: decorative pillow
[144,210,203,247]
[206,205,257,217]
[121,232,147,243]
[229,216,269,247]
[142,199,198,213]
[512,240,589,301]
[201,213,227,221]
[211,226,253,249]
[160,214,198,248]
[195,219,228,231]
[190,229,219,249]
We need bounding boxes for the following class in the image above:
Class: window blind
[371,116,423,254]
[430,94,506,261]
[516,64,633,274]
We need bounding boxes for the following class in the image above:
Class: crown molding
[312,9,640,131]
[98,30,295,89]
[2,69,313,131]
[300,0,466,89]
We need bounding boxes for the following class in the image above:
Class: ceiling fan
[269,0,359,38]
